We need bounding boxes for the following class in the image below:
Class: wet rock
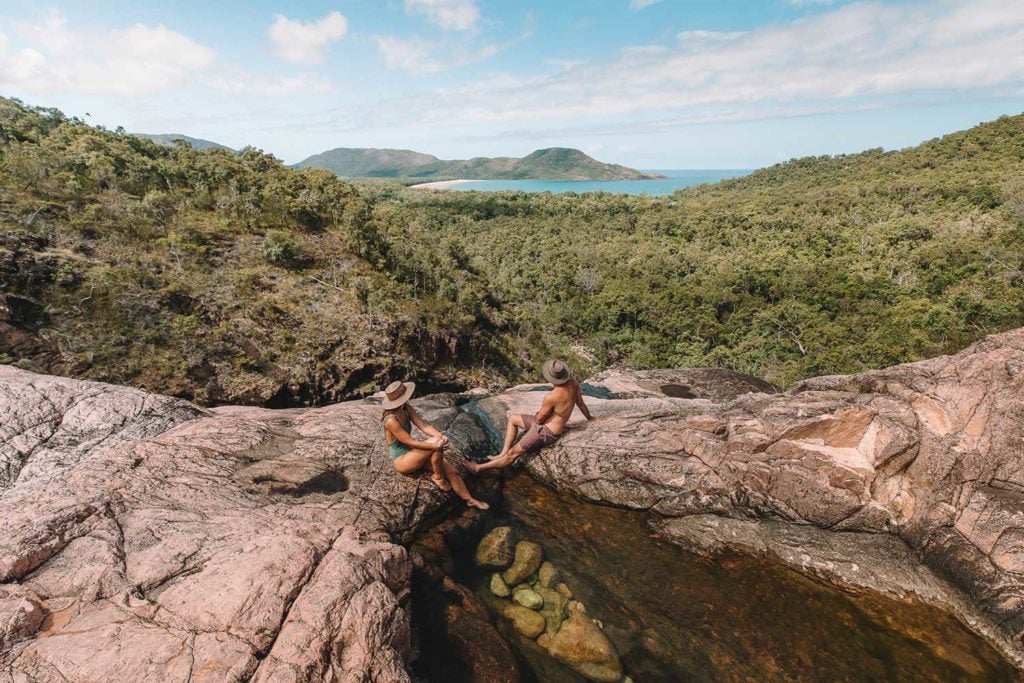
[476,527,515,568]
[490,573,511,597]
[537,633,552,649]
[538,561,561,588]
[569,600,587,613]
[513,588,543,610]
[504,604,546,639]
[557,582,573,599]
[547,612,624,682]
[502,541,543,585]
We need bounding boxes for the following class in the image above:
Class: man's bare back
[466,362,593,474]
[535,379,592,435]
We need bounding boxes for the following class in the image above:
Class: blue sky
[1,0,1023,167]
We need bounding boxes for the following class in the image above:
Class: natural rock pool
[410,474,1018,682]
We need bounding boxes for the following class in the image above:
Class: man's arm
[575,384,594,420]
[534,393,555,425]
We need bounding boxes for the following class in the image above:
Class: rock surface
[0,366,487,681]
[4,328,1024,677]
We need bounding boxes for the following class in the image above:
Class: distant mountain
[133,133,234,152]
[294,146,661,180]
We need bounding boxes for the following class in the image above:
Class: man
[467,359,593,473]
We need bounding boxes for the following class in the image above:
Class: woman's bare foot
[485,451,505,462]
[431,473,451,491]
[466,498,490,510]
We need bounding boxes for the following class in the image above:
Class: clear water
[413,474,1019,682]
[417,169,752,196]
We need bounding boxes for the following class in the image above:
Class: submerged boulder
[537,586,569,635]
[476,527,515,568]
[538,561,561,588]
[513,588,544,610]
[503,541,543,585]
[504,604,546,639]
[490,573,511,597]
[546,612,623,682]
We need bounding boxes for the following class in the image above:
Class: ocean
[413,169,752,196]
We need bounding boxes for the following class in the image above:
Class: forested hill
[1,94,1022,407]
[133,133,234,152]
[294,146,659,180]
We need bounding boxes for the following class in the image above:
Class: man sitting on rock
[467,360,593,474]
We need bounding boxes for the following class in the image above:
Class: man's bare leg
[488,413,525,461]
[468,444,524,473]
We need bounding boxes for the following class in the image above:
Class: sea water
[417,169,752,196]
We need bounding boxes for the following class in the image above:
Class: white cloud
[0,12,332,97]
[356,0,1024,130]
[373,34,505,74]
[404,0,480,31]
[677,30,746,49]
[630,0,663,9]
[374,36,446,74]
[0,14,216,95]
[268,12,348,65]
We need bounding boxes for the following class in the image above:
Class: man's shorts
[518,414,560,453]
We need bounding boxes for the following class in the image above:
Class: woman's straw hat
[381,381,416,409]
[542,359,572,386]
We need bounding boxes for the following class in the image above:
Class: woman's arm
[385,416,441,450]
[409,408,449,445]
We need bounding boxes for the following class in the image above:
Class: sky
[1,0,1023,168]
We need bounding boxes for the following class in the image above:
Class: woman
[381,380,489,510]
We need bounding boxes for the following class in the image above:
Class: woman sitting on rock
[381,380,489,510]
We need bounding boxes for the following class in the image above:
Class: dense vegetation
[1,95,1022,405]
[295,146,657,180]
[0,97,516,405]
[133,133,234,152]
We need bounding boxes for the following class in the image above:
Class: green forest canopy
[1,95,1022,405]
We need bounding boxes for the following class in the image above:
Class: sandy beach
[408,179,473,190]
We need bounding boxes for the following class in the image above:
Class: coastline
[408,178,473,189]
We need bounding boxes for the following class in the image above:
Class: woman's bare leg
[394,448,449,489]
[429,448,450,490]
[442,459,489,509]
